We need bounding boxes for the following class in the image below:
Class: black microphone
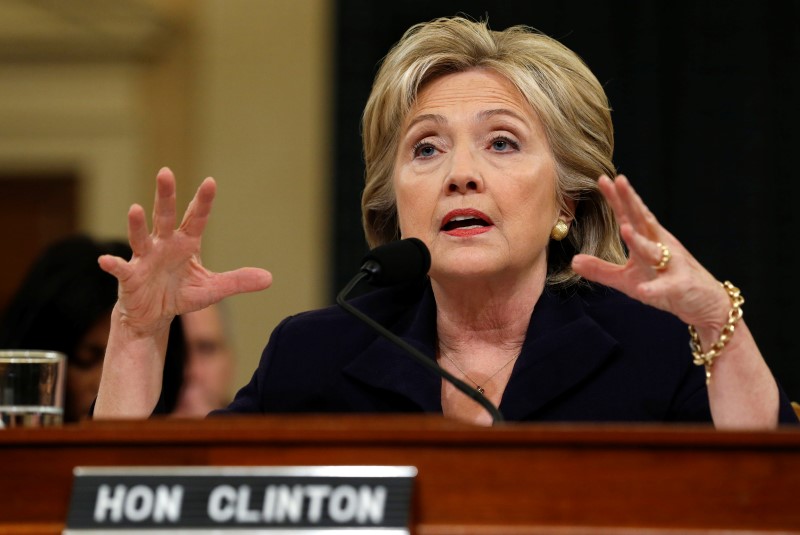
[359,237,431,286]
[336,238,505,424]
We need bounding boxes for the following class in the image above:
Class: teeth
[442,212,491,232]
[449,215,485,223]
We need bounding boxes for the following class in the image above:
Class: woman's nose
[444,147,484,194]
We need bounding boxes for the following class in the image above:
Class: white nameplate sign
[64,466,416,533]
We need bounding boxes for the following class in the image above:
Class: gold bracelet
[688,281,744,385]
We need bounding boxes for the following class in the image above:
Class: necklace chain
[440,351,519,395]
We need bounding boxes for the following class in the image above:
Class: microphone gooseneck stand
[336,270,505,425]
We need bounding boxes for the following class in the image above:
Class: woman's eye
[490,137,518,152]
[413,143,438,158]
[72,345,105,370]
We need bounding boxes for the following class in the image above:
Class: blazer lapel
[499,287,620,420]
[342,283,621,420]
[342,284,442,412]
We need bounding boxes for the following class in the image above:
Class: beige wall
[0,0,332,393]
[190,0,332,389]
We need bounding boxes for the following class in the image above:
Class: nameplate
[64,466,416,533]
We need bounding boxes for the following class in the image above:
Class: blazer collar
[343,283,619,419]
[499,286,619,420]
[343,283,442,411]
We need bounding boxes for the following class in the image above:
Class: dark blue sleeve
[667,360,799,425]
[208,316,294,416]
[777,385,799,424]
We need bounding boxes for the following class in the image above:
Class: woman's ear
[559,197,577,225]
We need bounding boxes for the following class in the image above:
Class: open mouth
[442,215,490,231]
[440,209,493,235]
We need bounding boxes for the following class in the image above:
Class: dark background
[332,1,800,400]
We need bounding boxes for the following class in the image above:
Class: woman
[0,235,185,422]
[94,17,797,427]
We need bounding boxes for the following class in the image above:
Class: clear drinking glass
[0,350,65,428]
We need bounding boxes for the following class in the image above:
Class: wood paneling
[0,174,77,314]
[1,416,799,533]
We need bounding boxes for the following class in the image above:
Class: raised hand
[98,167,272,334]
[571,175,782,428]
[95,168,271,417]
[571,175,728,331]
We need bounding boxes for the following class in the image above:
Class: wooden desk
[1,415,799,533]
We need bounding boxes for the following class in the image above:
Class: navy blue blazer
[221,281,798,424]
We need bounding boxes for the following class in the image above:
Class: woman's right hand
[98,167,272,336]
[94,168,271,418]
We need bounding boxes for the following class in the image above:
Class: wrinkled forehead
[401,67,541,133]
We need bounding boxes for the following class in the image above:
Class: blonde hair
[361,17,625,286]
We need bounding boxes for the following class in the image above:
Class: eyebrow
[403,108,530,133]
[404,113,446,131]
[477,108,530,125]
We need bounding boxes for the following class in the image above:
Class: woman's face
[393,69,564,285]
[66,314,109,422]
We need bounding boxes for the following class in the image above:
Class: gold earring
[550,219,569,241]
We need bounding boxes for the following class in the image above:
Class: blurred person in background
[0,234,185,422]
[172,304,235,417]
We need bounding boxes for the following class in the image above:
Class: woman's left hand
[573,175,782,429]
[571,174,729,331]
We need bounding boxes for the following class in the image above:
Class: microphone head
[360,238,431,286]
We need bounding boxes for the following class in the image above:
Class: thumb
[210,267,273,301]
[571,254,625,288]
[98,254,133,282]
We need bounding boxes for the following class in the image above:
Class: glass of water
[0,350,65,428]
